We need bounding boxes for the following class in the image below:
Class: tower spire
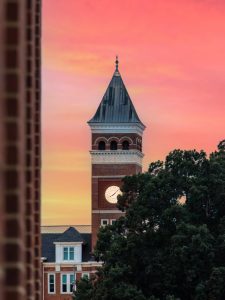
[115,55,119,71]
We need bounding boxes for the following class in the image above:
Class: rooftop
[88,57,144,126]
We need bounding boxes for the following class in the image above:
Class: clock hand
[110,189,120,197]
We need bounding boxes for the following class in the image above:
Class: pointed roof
[88,57,144,126]
[54,226,84,243]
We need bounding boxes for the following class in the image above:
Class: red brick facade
[0,1,41,299]
[91,132,144,249]
[43,264,99,300]
[41,225,100,300]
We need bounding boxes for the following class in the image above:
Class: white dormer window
[55,243,82,263]
[63,247,74,261]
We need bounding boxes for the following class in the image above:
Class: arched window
[122,140,129,150]
[110,141,117,150]
[98,141,106,150]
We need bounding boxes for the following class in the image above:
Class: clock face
[105,185,122,204]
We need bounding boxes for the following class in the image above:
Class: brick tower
[88,57,145,249]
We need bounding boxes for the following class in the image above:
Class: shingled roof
[88,57,144,126]
[41,226,91,262]
[54,226,84,243]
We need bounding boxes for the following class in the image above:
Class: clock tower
[88,57,145,249]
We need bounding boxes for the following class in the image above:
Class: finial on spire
[115,55,119,71]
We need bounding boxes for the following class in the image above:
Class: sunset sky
[42,0,225,225]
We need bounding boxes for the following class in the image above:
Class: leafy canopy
[74,140,225,300]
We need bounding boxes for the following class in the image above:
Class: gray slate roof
[55,226,84,243]
[88,60,144,125]
[41,227,92,262]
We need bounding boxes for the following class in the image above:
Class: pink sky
[42,0,225,225]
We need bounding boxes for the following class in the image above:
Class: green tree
[75,140,225,300]
[73,276,93,300]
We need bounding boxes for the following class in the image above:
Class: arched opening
[98,141,106,150]
[110,141,117,150]
[122,140,129,150]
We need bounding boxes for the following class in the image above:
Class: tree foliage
[75,140,225,300]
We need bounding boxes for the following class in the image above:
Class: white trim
[92,210,124,214]
[119,136,133,144]
[90,150,144,166]
[48,273,55,294]
[92,175,125,178]
[110,219,117,225]
[82,272,90,279]
[54,242,83,245]
[61,272,75,294]
[101,219,109,226]
[94,137,108,145]
[88,123,145,135]
[43,261,102,267]
[108,136,120,143]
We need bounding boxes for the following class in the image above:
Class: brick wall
[43,265,99,300]
[0,1,41,299]
[90,123,144,249]
[92,163,142,176]
[92,212,124,249]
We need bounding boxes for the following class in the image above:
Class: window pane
[49,274,55,293]
[70,274,75,292]
[69,247,74,260]
[50,284,54,293]
[102,219,108,226]
[70,283,74,292]
[70,274,74,284]
[49,274,54,283]
[62,284,67,293]
[62,274,67,293]
[62,274,67,284]
[63,247,68,260]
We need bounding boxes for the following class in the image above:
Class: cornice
[88,123,145,135]
[90,150,144,166]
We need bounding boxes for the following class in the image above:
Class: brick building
[41,58,145,299]
[41,226,100,300]
[0,1,42,299]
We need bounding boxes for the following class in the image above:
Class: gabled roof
[54,226,84,243]
[41,226,92,262]
[88,57,144,126]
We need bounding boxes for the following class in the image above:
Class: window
[110,219,116,225]
[110,141,117,150]
[48,273,55,294]
[122,140,129,150]
[63,247,68,260]
[70,274,75,293]
[101,219,109,226]
[62,274,67,293]
[61,273,75,294]
[63,247,75,261]
[82,273,90,279]
[69,247,74,260]
[98,141,106,150]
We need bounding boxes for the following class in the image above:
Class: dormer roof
[41,226,91,262]
[54,226,84,243]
